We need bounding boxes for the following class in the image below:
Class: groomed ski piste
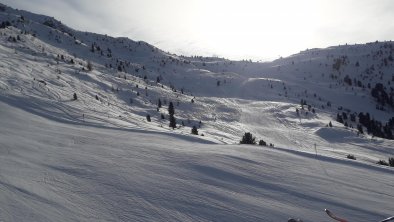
[0,3,393,221]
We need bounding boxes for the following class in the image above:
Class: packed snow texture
[1,100,393,222]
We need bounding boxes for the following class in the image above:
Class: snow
[1,100,393,222]
[0,3,393,221]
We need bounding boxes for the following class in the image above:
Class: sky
[2,0,394,61]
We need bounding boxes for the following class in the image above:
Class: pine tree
[191,126,198,135]
[336,113,344,123]
[169,115,176,129]
[357,124,364,134]
[258,139,267,146]
[87,61,93,71]
[240,132,256,144]
[167,102,176,129]
[389,157,394,167]
[158,99,162,108]
[73,93,77,100]
[168,102,174,116]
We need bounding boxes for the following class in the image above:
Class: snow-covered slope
[1,2,394,158]
[1,99,393,222]
[0,3,394,221]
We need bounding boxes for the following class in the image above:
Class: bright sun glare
[183,0,324,60]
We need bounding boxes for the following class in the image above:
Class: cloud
[2,0,394,60]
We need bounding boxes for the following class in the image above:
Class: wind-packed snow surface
[1,100,393,222]
[0,3,393,221]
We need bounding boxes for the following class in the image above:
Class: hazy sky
[3,0,394,60]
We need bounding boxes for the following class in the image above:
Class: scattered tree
[258,139,267,146]
[158,99,162,108]
[191,126,198,135]
[87,61,93,71]
[168,102,175,116]
[240,132,256,145]
[169,115,176,129]
[347,154,356,160]
[389,157,394,167]
[146,114,151,122]
[377,160,389,166]
[357,124,364,134]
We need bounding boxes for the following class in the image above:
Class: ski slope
[1,99,393,222]
[0,3,394,221]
